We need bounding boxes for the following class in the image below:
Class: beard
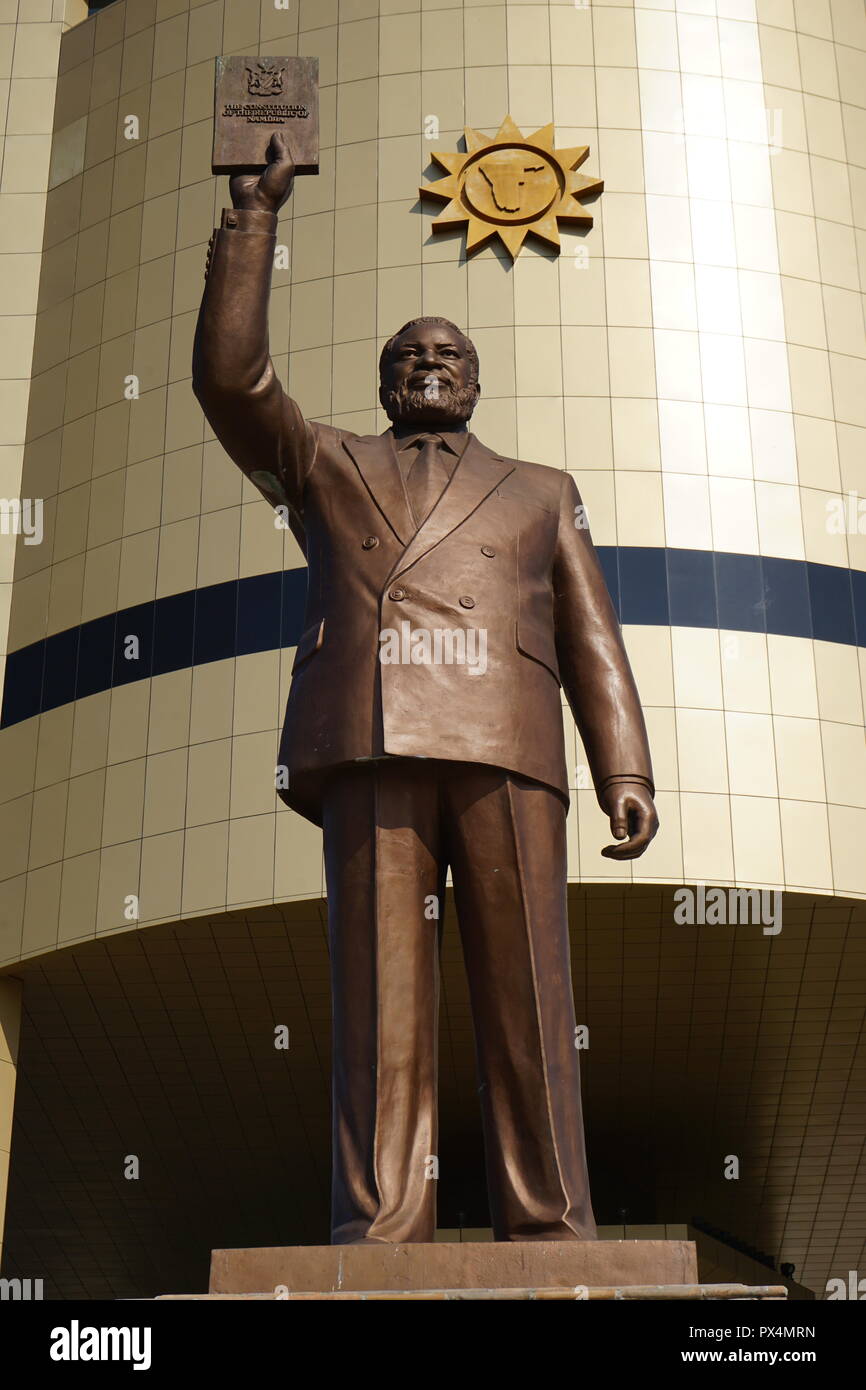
[381,378,478,429]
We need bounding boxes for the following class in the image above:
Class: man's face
[380,323,480,429]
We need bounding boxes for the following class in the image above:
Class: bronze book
[212,55,318,175]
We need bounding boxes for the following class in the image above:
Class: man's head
[379,317,481,429]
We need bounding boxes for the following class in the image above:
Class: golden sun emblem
[419,115,603,259]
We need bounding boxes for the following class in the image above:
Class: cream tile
[814,640,864,725]
[701,333,747,407]
[597,67,641,129]
[755,480,805,559]
[817,219,860,291]
[611,398,660,471]
[680,790,735,881]
[705,405,753,478]
[575,470,616,545]
[676,708,729,792]
[147,669,192,754]
[672,626,723,708]
[609,327,656,397]
[21,862,60,956]
[138,830,183,923]
[69,691,111,778]
[829,353,866,431]
[787,344,834,420]
[827,800,866,894]
[686,134,730,203]
[750,409,796,484]
[27,785,64,871]
[227,812,276,905]
[650,263,698,335]
[730,795,784,887]
[617,471,666,546]
[107,681,150,765]
[725,711,778,796]
[729,140,773,207]
[185,739,231,827]
[142,747,187,836]
[600,192,648,258]
[643,705,678,792]
[274,806,324,900]
[775,210,820,281]
[622,624,675,707]
[561,398,612,474]
[642,132,688,198]
[768,634,819,718]
[635,8,679,71]
[102,759,146,846]
[820,720,866,807]
[64,769,105,858]
[640,70,685,136]
[779,798,832,890]
[661,400,708,475]
[181,820,228,914]
[596,129,644,193]
[720,630,771,711]
[694,265,740,335]
[663,472,712,548]
[57,851,100,945]
[691,199,737,268]
[233,650,281,738]
[794,414,839,491]
[653,329,702,401]
[645,195,691,261]
[516,398,565,471]
[810,156,853,226]
[801,486,851,566]
[803,93,845,161]
[773,715,826,800]
[561,326,608,396]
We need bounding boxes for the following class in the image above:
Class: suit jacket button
[459,595,475,609]
[481,546,495,558]
[389,586,406,601]
[362,535,379,549]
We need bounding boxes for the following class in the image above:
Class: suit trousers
[321,756,597,1244]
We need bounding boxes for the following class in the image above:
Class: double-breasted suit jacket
[192,206,654,826]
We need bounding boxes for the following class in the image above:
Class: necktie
[406,433,450,528]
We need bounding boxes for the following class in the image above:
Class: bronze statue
[193,132,658,1245]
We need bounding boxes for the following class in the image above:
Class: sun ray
[525,123,556,151]
[464,126,493,152]
[557,146,591,171]
[432,202,471,229]
[419,115,603,259]
[492,115,526,145]
[423,174,459,202]
[428,151,465,176]
[528,211,562,247]
[465,218,497,253]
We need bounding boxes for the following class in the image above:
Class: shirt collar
[392,428,470,458]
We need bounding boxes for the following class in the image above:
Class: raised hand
[229,130,295,215]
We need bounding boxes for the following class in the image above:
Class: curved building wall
[0,0,864,977]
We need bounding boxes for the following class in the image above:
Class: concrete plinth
[208,1240,698,1296]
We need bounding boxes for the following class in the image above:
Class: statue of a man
[193,133,658,1245]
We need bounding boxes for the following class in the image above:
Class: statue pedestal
[207,1239,697,1296]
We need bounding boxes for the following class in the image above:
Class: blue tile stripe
[1,550,864,730]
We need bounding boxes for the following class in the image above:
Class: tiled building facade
[0,0,863,1297]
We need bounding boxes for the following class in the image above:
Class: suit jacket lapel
[389,434,514,580]
[341,431,415,545]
